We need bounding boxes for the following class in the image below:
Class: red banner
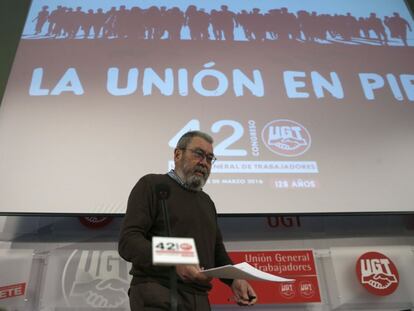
[0,283,26,300]
[209,250,321,304]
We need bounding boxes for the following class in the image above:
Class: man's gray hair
[176,131,214,149]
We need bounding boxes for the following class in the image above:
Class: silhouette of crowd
[31,5,413,46]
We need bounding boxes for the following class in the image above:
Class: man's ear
[174,148,181,161]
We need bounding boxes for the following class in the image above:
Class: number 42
[168,119,247,157]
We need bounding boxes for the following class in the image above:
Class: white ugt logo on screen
[262,119,311,157]
[267,125,307,150]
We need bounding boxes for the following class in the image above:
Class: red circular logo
[261,119,311,157]
[356,251,399,296]
[179,243,193,251]
[78,216,113,229]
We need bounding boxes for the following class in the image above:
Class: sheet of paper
[202,262,294,282]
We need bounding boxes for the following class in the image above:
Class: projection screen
[0,0,413,214]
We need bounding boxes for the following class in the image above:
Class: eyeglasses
[182,148,217,164]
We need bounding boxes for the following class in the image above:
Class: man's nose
[198,156,209,167]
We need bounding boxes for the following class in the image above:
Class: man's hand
[176,265,212,285]
[231,279,257,306]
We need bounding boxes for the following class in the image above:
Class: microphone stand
[158,189,178,311]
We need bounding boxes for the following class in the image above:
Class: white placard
[152,237,199,266]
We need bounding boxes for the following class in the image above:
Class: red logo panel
[209,250,321,305]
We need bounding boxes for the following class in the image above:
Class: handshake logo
[356,251,399,296]
[63,250,130,308]
[70,275,129,308]
[262,119,311,157]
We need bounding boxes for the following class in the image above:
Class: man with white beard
[119,131,257,310]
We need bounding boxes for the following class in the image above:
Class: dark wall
[408,0,414,17]
[0,0,31,103]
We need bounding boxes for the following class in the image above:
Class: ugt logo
[356,251,399,296]
[299,280,315,298]
[62,250,130,308]
[261,119,311,157]
[279,282,296,299]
